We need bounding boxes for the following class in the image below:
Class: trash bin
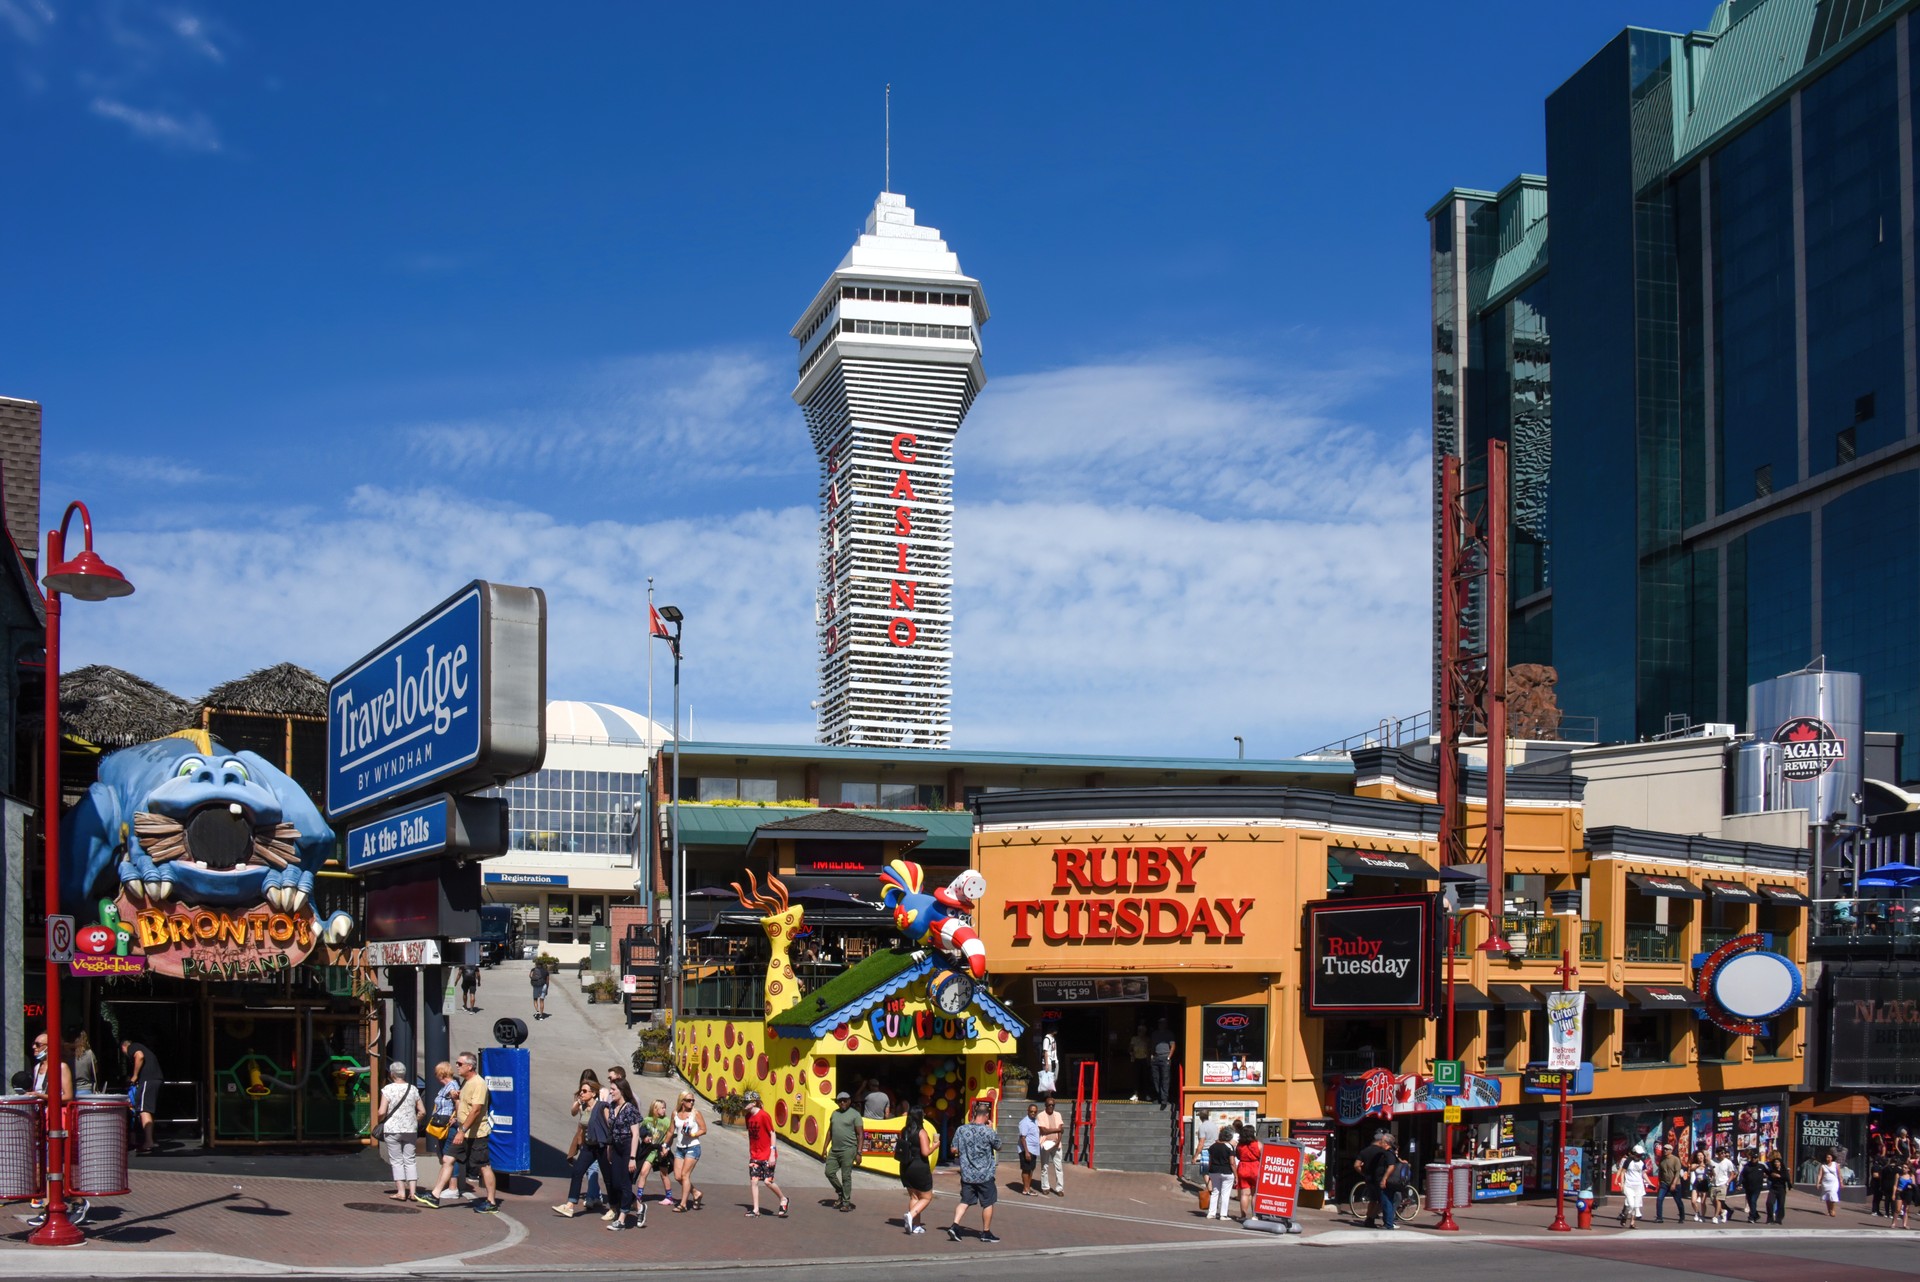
[1425,1161,1453,1213]
[67,1096,130,1198]
[0,1096,43,1201]
[1451,1162,1472,1209]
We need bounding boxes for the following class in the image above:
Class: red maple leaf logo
[1783,722,1821,743]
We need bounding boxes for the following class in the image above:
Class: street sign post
[45,915,73,964]
[1432,1058,1464,1097]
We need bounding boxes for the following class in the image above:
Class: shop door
[209,1005,371,1145]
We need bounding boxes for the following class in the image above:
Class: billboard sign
[1829,975,1920,1088]
[326,581,545,819]
[1303,894,1438,1014]
[344,794,509,874]
[1545,990,1585,1069]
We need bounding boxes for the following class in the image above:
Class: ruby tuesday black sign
[1303,894,1440,1015]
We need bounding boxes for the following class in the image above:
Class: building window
[698,777,739,802]
[1322,1019,1398,1076]
[1754,464,1773,498]
[1622,1012,1673,1065]
[1855,392,1876,423]
[1755,1010,1795,1059]
[1485,1008,1515,1066]
[1698,1020,1739,1063]
[1200,1006,1267,1080]
[840,782,879,806]
[1837,426,1857,464]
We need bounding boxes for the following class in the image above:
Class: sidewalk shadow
[83,1190,250,1243]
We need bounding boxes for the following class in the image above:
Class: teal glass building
[1431,0,1920,778]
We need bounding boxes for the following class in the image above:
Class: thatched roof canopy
[59,665,192,748]
[197,663,329,719]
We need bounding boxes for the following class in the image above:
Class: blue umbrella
[1866,863,1920,881]
[1859,877,1905,888]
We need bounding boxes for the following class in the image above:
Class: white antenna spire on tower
[885,83,891,194]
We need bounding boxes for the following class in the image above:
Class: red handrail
[1070,1060,1099,1166]
[1170,1062,1187,1175]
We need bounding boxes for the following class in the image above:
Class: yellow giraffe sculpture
[732,870,805,1019]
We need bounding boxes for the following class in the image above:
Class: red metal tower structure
[1436,439,1508,892]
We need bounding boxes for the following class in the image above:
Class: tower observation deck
[791,192,989,748]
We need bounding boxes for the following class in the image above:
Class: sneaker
[912,1224,926,1235]
[980,1232,1001,1243]
[1128,1095,1139,1102]
[607,1219,627,1231]
[945,1226,963,1242]
[473,1200,501,1214]
[601,1208,618,1222]
[416,1194,442,1209]
[553,1204,578,1217]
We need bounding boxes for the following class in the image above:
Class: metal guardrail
[1624,926,1682,963]
[1298,712,1602,759]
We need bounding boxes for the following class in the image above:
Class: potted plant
[633,1026,673,1076]
[589,975,619,1004]
[1001,1062,1031,1100]
[714,1089,749,1127]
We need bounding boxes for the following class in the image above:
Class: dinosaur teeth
[286,889,308,916]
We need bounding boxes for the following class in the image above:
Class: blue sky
[6,0,1710,756]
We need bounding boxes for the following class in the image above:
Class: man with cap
[826,1090,864,1211]
[742,1092,789,1218]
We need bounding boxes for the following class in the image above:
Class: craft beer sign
[1303,894,1439,1014]
[327,581,547,819]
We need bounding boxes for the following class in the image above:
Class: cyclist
[1355,1131,1404,1230]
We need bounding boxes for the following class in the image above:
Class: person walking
[1654,1143,1684,1223]
[70,1030,97,1096]
[742,1092,789,1218]
[121,1037,161,1154]
[458,963,481,1013]
[1895,1160,1915,1229]
[636,1100,674,1205]
[1035,1094,1067,1196]
[861,1079,890,1120]
[1233,1121,1262,1223]
[1819,1150,1842,1217]
[1150,1020,1176,1109]
[1765,1147,1789,1224]
[669,1091,706,1212]
[555,1078,609,1217]
[374,1061,425,1202]
[605,1077,645,1230]
[1710,1147,1734,1223]
[826,1091,863,1212]
[453,1052,500,1213]
[896,1105,935,1234]
[1016,1102,1041,1197]
[1739,1149,1766,1223]
[530,959,550,1020]
[1205,1125,1235,1220]
[1037,1024,1060,1098]
[1688,1146,1711,1221]
[1617,1144,1648,1228]
[1356,1131,1402,1230]
[421,1062,465,1206]
[1129,1024,1151,1103]
[944,1100,1002,1243]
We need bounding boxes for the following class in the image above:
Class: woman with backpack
[554,1077,611,1218]
[897,1105,935,1235]
[373,1061,425,1203]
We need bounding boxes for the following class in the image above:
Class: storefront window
[1485,1008,1516,1066]
[1699,1020,1740,1063]
[1795,1113,1866,1185]
[547,894,575,944]
[1200,1006,1267,1084]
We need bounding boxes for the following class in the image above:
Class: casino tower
[792,192,988,748]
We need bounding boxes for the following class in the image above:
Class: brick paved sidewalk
[0,1161,1895,1273]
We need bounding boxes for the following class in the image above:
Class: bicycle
[1345,1179,1421,1223]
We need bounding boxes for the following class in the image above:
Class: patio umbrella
[1864,863,1920,881]
[1858,877,1905,888]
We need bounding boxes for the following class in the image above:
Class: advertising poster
[1252,1142,1302,1219]
[1694,1109,1716,1154]
[1756,1105,1781,1154]
[1201,1059,1265,1085]
[1189,1099,1259,1172]
[1545,991,1585,1070]
[1715,1107,1736,1149]
[1290,1120,1333,1194]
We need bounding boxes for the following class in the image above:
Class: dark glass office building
[1431,0,1920,778]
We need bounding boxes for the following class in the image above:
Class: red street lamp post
[29,502,134,1247]
[1438,902,1511,1232]
[1547,937,1578,1234]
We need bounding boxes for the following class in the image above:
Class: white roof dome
[546,700,671,746]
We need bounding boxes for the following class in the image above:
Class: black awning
[1331,848,1441,881]
[1628,983,1706,1009]
[1628,873,1705,900]
[1490,983,1541,1008]
[1759,884,1811,907]
[1535,985,1629,1010]
[1449,984,1496,1011]
[1705,879,1762,904]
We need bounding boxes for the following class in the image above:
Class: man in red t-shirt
[742,1092,788,1218]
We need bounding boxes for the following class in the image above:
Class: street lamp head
[659,604,684,624]
[1476,935,1513,956]
[43,547,134,601]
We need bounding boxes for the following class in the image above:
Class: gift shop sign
[1303,894,1439,1014]
[327,581,546,820]
[1004,847,1253,943]
[121,895,320,980]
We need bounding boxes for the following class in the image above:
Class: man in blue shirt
[945,1100,1002,1243]
[1016,1102,1042,1197]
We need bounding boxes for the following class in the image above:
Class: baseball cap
[1632,1144,1645,1155]
[742,1090,761,1105]
[836,1090,852,1101]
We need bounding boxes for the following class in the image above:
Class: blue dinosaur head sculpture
[63,733,340,923]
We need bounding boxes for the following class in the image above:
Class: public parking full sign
[1253,1141,1303,1220]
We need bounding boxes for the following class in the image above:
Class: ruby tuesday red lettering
[1004,847,1255,943]
[1319,931,1409,978]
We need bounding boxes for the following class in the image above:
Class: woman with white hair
[373,1060,426,1202]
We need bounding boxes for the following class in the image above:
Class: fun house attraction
[673,860,1023,1170]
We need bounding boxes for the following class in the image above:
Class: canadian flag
[649,605,672,638]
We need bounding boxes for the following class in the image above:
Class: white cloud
[402,348,810,486]
[0,0,54,44]
[61,348,1433,758]
[166,11,223,63]
[64,452,215,487]
[89,95,220,151]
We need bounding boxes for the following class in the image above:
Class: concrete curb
[1306,1225,1897,1247]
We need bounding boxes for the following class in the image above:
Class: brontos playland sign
[1003,847,1255,943]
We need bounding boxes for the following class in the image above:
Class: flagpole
[647,578,656,744]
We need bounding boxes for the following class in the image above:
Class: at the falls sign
[327,581,547,819]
